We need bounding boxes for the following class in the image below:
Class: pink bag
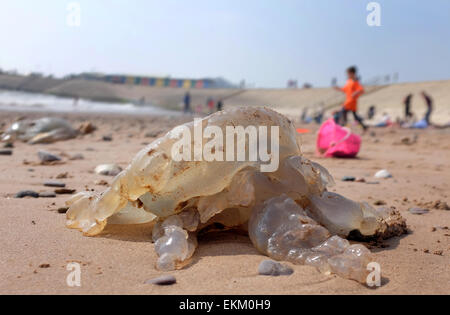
[316,118,361,158]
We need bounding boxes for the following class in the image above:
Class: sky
[0,0,449,88]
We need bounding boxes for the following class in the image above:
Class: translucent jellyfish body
[65,107,405,283]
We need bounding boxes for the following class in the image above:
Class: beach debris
[0,149,13,156]
[65,107,406,284]
[95,164,122,176]
[39,192,57,198]
[102,135,113,142]
[341,176,355,182]
[56,172,69,179]
[94,179,109,186]
[1,117,78,144]
[44,181,66,188]
[78,122,97,135]
[57,207,69,214]
[258,260,293,276]
[15,190,39,198]
[408,207,429,215]
[55,188,76,195]
[69,153,84,160]
[38,150,61,163]
[145,275,176,285]
[374,200,387,206]
[374,169,392,179]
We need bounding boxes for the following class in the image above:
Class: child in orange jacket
[334,66,367,130]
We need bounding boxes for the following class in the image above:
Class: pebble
[69,153,84,160]
[341,176,356,182]
[39,192,57,198]
[0,149,13,156]
[95,164,122,176]
[374,169,392,179]
[38,150,61,162]
[44,181,66,188]
[57,207,69,214]
[258,260,294,276]
[15,190,39,198]
[145,275,176,285]
[408,207,429,215]
[374,200,387,206]
[55,188,76,194]
[3,142,14,148]
[102,135,113,141]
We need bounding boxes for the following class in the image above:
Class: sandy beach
[0,109,449,295]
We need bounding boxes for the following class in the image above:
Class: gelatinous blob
[65,107,405,283]
[2,117,78,144]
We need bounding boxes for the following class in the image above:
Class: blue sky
[0,0,449,87]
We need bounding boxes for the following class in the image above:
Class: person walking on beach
[421,91,433,125]
[183,91,191,114]
[403,93,413,120]
[334,66,367,130]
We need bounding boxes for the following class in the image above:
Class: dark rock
[341,176,356,182]
[0,149,13,156]
[145,275,176,285]
[258,260,293,276]
[15,190,39,198]
[44,181,66,188]
[54,188,76,194]
[102,135,113,141]
[39,192,57,198]
[57,207,69,214]
[3,142,14,148]
[38,150,61,162]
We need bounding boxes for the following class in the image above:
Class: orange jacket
[341,79,364,111]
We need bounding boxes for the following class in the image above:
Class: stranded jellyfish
[66,107,405,283]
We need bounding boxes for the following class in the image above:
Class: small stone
[3,142,14,148]
[0,149,13,156]
[374,200,387,206]
[44,181,66,188]
[374,169,392,179]
[145,275,176,285]
[95,164,122,176]
[39,263,50,268]
[56,172,69,179]
[95,179,109,186]
[69,153,84,160]
[57,207,69,214]
[341,176,355,182]
[355,178,366,183]
[54,188,76,194]
[38,150,61,163]
[408,207,429,215]
[15,190,39,198]
[39,192,56,198]
[102,135,113,141]
[78,122,97,135]
[258,260,294,276]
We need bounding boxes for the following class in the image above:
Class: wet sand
[0,110,449,294]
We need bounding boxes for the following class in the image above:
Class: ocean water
[0,89,180,116]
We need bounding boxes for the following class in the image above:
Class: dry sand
[0,110,449,295]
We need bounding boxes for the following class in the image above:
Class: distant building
[71,73,237,89]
